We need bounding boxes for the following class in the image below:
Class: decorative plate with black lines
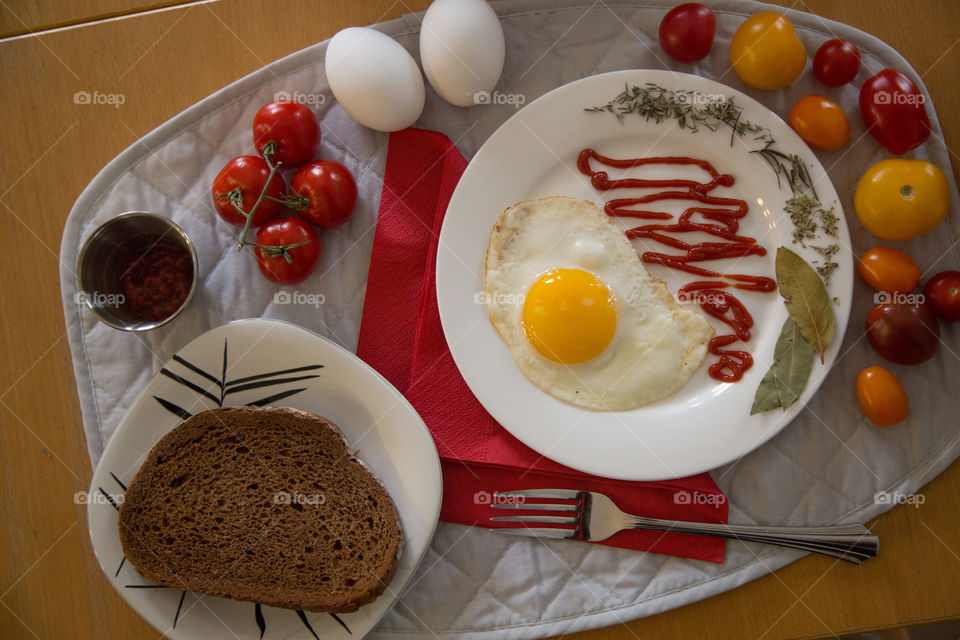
[87,319,443,640]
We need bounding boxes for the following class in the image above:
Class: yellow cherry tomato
[788,95,850,150]
[730,12,806,90]
[856,366,909,427]
[854,159,949,240]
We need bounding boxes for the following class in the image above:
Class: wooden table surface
[1,1,958,638]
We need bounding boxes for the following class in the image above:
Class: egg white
[484,196,713,411]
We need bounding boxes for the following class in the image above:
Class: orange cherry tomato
[788,95,850,150]
[856,366,909,427]
[857,247,921,295]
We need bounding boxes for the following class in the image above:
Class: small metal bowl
[76,212,199,331]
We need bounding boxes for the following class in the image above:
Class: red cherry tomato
[859,69,931,155]
[658,3,716,64]
[813,39,860,86]
[254,218,321,285]
[865,302,940,365]
[923,270,960,323]
[253,102,320,167]
[211,155,286,227]
[290,160,358,229]
[856,366,909,427]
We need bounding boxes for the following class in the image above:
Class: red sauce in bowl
[119,243,194,321]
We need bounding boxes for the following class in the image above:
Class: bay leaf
[751,317,815,414]
[776,246,834,361]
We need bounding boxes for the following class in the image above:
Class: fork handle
[625,516,878,564]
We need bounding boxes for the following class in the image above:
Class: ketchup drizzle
[577,148,776,382]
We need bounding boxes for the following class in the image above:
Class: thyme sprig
[784,195,841,281]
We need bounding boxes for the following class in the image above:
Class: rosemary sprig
[585,83,763,141]
[749,140,817,200]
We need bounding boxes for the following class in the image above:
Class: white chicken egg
[325,27,425,132]
[484,196,714,411]
[420,0,505,107]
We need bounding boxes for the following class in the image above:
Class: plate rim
[435,69,853,481]
[86,317,443,640]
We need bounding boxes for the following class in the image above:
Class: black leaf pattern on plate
[98,487,120,511]
[154,339,323,417]
[296,610,320,640]
[173,590,187,628]
[255,604,266,639]
[330,613,352,634]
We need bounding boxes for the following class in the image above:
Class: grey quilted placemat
[60,0,960,637]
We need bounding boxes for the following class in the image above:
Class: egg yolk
[522,268,617,364]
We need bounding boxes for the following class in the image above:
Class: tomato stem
[221,140,314,261]
[247,240,310,264]
[264,193,310,210]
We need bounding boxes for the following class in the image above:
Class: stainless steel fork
[489,489,879,564]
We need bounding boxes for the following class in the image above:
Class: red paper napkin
[357,128,728,563]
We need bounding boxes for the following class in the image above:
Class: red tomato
[290,160,358,229]
[813,39,860,87]
[788,95,850,150]
[857,247,921,295]
[211,155,286,227]
[923,270,960,323]
[253,102,320,167]
[254,218,321,285]
[865,302,940,365]
[859,69,931,155]
[856,366,909,427]
[658,3,716,64]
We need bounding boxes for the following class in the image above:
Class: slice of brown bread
[118,406,403,613]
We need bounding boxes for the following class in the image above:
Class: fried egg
[483,196,713,411]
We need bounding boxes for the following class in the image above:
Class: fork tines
[488,490,583,539]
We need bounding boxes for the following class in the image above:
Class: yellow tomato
[788,95,850,150]
[854,159,949,241]
[730,13,806,90]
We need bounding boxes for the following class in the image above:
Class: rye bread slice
[118,406,403,613]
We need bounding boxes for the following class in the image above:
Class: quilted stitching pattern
[58,1,960,638]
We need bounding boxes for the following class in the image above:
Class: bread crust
[118,406,403,613]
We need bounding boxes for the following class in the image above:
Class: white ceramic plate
[87,319,442,640]
[436,70,852,481]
